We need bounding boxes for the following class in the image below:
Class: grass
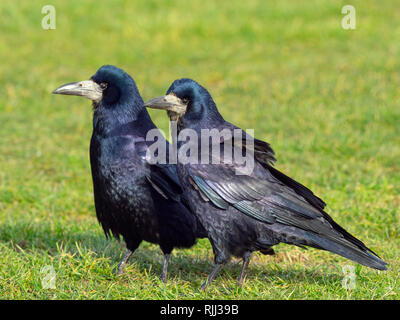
[0,0,399,299]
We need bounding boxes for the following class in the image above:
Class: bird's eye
[100,82,108,90]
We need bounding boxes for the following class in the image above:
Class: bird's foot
[117,263,126,275]
[200,280,209,291]
[160,271,168,283]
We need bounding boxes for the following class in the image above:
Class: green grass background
[0,0,399,299]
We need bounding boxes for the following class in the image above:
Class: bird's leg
[237,252,252,287]
[160,253,170,283]
[116,249,133,275]
[200,263,224,291]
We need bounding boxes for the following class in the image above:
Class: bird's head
[53,65,142,109]
[144,78,223,128]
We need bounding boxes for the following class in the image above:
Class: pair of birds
[53,65,387,289]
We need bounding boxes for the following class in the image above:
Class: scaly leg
[200,263,224,291]
[160,253,170,283]
[237,252,252,287]
[116,249,133,275]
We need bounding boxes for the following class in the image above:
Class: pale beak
[144,94,187,116]
[52,80,103,103]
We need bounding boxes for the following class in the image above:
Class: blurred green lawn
[0,0,399,299]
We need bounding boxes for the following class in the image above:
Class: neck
[93,97,153,137]
[179,107,225,134]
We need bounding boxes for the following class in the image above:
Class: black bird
[52,66,205,281]
[144,78,387,289]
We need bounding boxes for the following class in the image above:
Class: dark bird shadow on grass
[123,245,346,291]
[0,221,343,288]
[0,220,210,282]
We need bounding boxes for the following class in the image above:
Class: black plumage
[144,78,387,288]
[53,66,205,281]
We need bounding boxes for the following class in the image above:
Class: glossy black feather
[88,67,205,257]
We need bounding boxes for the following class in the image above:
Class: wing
[146,162,183,201]
[188,163,323,226]
[134,137,184,202]
[216,122,325,210]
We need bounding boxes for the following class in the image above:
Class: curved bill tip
[52,82,77,95]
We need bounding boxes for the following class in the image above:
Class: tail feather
[310,234,387,270]
[272,224,387,270]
